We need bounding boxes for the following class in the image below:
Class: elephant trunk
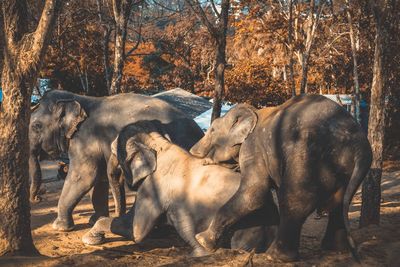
[190,133,212,158]
[29,149,43,203]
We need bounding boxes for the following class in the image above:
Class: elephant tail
[343,148,372,263]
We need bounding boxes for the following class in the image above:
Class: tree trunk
[185,0,230,121]
[360,1,391,228]
[96,0,113,92]
[211,0,230,122]
[0,71,37,256]
[211,39,226,122]
[288,0,296,97]
[103,26,113,91]
[346,0,361,123]
[299,0,323,94]
[0,0,60,256]
[299,52,310,94]
[109,0,134,95]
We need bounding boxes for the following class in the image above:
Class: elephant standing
[190,95,372,262]
[29,90,204,231]
[83,120,279,257]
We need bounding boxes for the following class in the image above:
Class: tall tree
[185,0,230,122]
[287,0,296,96]
[109,0,138,95]
[299,0,325,94]
[346,0,361,123]
[360,0,394,227]
[0,0,61,255]
[97,0,114,91]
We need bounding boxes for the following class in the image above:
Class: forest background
[0,0,399,258]
[4,0,396,158]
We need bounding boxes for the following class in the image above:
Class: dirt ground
[0,161,399,267]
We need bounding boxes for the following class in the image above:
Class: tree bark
[185,0,230,121]
[288,0,296,97]
[360,1,391,228]
[0,0,61,256]
[299,0,324,94]
[96,0,113,91]
[211,0,230,122]
[211,37,226,122]
[109,0,134,95]
[346,0,361,123]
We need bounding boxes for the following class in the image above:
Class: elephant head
[112,137,157,191]
[30,99,87,157]
[29,94,87,202]
[111,121,171,191]
[190,104,258,163]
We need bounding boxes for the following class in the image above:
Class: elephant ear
[125,138,157,189]
[54,100,87,139]
[111,136,118,156]
[227,104,258,145]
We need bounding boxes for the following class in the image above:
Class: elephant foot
[321,229,349,252]
[195,230,217,251]
[265,241,299,262]
[82,230,105,245]
[89,213,104,226]
[52,217,74,232]
[190,247,211,257]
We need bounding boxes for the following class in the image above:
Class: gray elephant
[82,120,279,257]
[190,95,372,262]
[29,90,204,231]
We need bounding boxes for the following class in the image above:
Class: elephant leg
[266,187,317,262]
[89,178,110,225]
[132,182,163,243]
[82,207,134,245]
[53,161,97,231]
[169,209,210,257]
[195,157,270,251]
[107,154,126,217]
[321,203,349,251]
[263,190,280,249]
[230,191,279,253]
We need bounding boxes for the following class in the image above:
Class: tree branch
[185,0,218,38]
[210,0,221,18]
[29,0,62,64]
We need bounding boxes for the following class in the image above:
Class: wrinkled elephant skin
[191,95,372,262]
[29,90,204,231]
[83,121,279,257]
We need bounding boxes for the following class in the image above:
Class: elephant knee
[243,188,268,212]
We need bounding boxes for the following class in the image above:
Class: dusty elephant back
[187,163,242,211]
[256,94,370,187]
[38,90,203,157]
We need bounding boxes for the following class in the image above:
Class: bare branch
[210,0,221,18]
[185,0,218,38]
[27,0,62,71]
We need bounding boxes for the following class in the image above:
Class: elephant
[29,90,204,231]
[82,120,279,257]
[190,94,373,262]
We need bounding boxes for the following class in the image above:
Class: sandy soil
[0,161,399,267]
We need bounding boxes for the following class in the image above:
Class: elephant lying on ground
[82,120,279,256]
[29,90,204,231]
[190,95,372,262]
